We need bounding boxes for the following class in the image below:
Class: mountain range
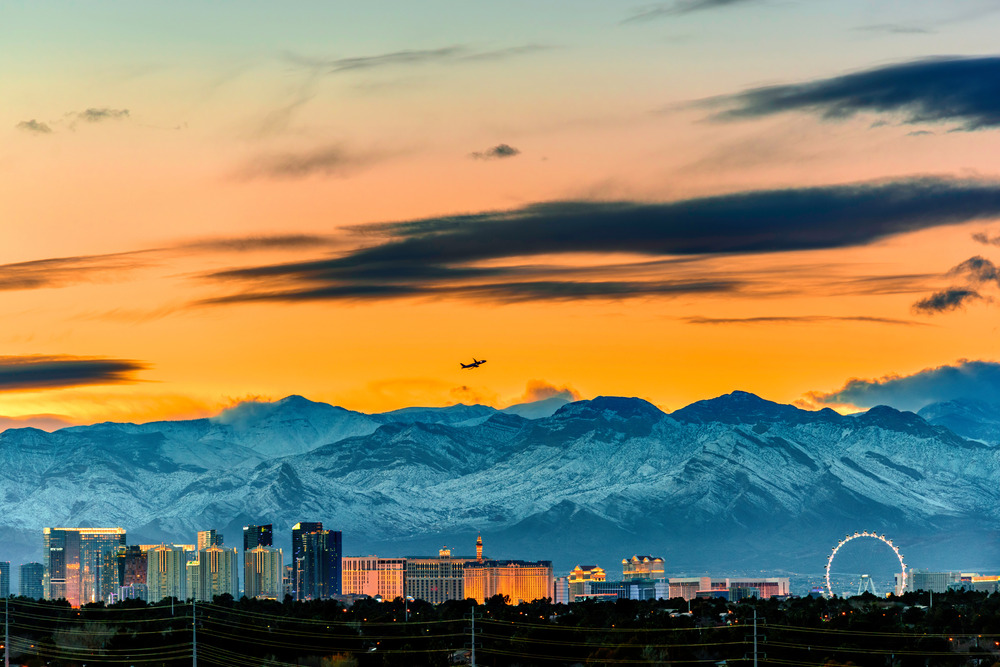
[1,391,998,587]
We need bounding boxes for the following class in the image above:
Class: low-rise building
[567,565,606,601]
[342,555,405,600]
[464,559,553,604]
[622,555,665,581]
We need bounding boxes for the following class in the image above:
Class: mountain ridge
[1,391,998,581]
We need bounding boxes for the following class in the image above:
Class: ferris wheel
[825,531,907,597]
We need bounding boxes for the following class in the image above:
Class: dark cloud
[201,279,739,306]
[950,255,1000,283]
[972,231,1000,246]
[470,143,521,160]
[318,176,1000,258]
[77,108,130,123]
[201,175,1000,305]
[912,255,1000,314]
[708,56,1000,131]
[0,355,148,392]
[812,359,1000,412]
[16,119,52,134]
[623,0,755,23]
[238,145,382,179]
[686,315,927,326]
[911,288,982,313]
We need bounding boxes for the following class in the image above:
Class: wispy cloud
[0,414,74,433]
[810,359,1000,412]
[260,44,549,136]
[686,315,928,326]
[237,145,387,179]
[705,55,1000,131]
[623,0,756,23]
[16,107,131,135]
[0,355,149,392]
[0,235,339,293]
[0,252,151,291]
[470,143,521,160]
[16,119,52,134]
[199,175,1000,305]
[855,23,932,35]
[511,380,582,405]
[178,234,336,252]
[76,107,129,123]
[285,44,549,74]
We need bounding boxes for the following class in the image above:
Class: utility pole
[192,597,197,667]
[753,605,758,667]
[464,606,478,667]
[470,606,476,667]
[5,596,10,667]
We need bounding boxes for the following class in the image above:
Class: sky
[5,0,1000,428]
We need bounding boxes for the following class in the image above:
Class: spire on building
[476,534,483,562]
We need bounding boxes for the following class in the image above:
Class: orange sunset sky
[5,1,1000,428]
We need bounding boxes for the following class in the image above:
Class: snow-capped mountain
[918,398,1000,445]
[1,391,998,578]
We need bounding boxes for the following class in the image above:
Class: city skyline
[7,2,1000,428]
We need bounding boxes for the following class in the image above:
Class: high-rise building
[243,524,273,551]
[146,545,189,602]
[122,545,147,587]
[244,546,284,600]
[291,522,342,600]
[405,547,475,604]
[42,527,126,607]
[622,555,665,581]
[0,561,9,597]
[342,556,405,599]
[19,562,44,599]
[188,546,240,602]
[197,529,224,551]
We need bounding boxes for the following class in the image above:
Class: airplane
[461,358,487,369]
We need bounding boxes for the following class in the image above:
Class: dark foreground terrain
[3,590,1000,666]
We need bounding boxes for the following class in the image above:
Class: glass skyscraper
[43,527,126,606]
[19,562,44,599]
[291,522,341,600]
[243,524,273,550]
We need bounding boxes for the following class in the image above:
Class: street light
[405,596,415,622]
